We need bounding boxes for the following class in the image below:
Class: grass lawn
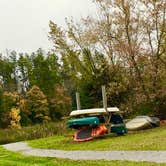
[28,125,166,151]
[0,146,165,166]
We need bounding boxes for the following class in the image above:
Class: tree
[0,85,3,127]
[0,55,17,92]
[24,85,49,123]
[49,21,112,109]
[17,54,30,93]
[49,85,71,120]
[0,92,19,128]
[22,49,62,97]
[49,0,166,118]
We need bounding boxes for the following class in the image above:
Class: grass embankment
[0,146,164,166]
[29,125,166,151]
[0,122,68,145]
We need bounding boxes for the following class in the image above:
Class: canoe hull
[70,107,120,117]
[74,125,108,142]
[126,117,153,131]
[67,117,100,129]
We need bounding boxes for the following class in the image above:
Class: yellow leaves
[24,85,49,123]
[9,108,21,129]
[19,99,25,106]
[44,116,51,121]
[10,108,20,120]
[40,99,48,105]
[10,121,21,129]
[3,92,19,103]
[35,113,43,118]
[19,99,29,114]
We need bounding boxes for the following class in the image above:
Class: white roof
[70,107,119,117]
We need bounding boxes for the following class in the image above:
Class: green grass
[0,121,69,145]
[0,146,165,166]
[29,126,166,151]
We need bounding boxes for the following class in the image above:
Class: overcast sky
[0,0,96,54]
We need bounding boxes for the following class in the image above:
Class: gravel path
[2,142,166,163]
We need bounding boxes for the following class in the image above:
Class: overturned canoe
[126,116,158,131]
[67,116,100,129]
[70,107,120,117]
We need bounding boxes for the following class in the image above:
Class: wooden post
[76,92,81,110]
[102,85,111,133]
[102,85,107,111]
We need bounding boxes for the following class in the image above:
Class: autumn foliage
[0,85,71,128]
[0,0,165,128]
[48,0,165,119]
[9,108,21,129]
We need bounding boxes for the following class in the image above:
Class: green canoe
[67,117,100,128]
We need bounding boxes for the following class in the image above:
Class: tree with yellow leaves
[0,91,19,128]
[24,85,50,123]
[9,108,21,129]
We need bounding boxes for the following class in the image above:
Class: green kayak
[67,117,100,128]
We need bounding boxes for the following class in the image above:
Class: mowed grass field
[0,125,166,165]
[0,146,165,166]
[28,125,166,151]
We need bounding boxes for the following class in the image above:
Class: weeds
[0,121,69,144]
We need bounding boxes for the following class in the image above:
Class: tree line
[0,50,71,128]
[0,0,165,128]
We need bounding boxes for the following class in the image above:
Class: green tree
[23,49,61,97]
[49,21,112,109]
[0,56,17,92]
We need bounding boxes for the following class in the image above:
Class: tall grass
[0,121,70,144]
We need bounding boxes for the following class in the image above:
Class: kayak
[74,125,108,142]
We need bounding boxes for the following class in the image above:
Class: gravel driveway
[2,142,166,163]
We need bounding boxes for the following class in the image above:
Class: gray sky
[0,0,96,54]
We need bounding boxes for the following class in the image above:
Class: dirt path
[2,142,166,163]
